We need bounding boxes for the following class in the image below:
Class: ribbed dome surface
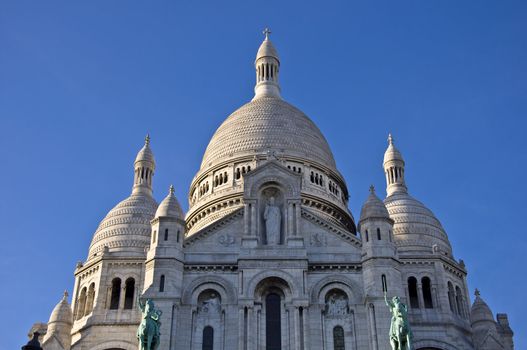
[88,194,158,259]
[256,39,279,61]
[384,192,452,254]
[135,142,155,164]
[200,97,337,170]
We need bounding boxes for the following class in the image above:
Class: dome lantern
[133,134,156,196]
[253,28,281,100]
[383,134,407,196]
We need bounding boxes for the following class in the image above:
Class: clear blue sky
[1,1,525,349]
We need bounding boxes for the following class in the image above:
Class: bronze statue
[137,299,162,350]
[385,292,413,350]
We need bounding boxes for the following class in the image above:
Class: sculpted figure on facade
[264,196,281,245]
[326,292,349,316]
[385,292,413,350]
[137,299,162,350]
[199,294,221,315]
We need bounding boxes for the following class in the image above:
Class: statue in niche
[200,293,221,315]
[326,292,349,316]
[264,196,281,245]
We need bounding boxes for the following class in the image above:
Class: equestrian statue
[385,292,413,350]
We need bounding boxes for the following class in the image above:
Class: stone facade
[31,33,514,350]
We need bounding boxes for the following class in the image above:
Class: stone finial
[475,289,480,297]
[369,185,375,194]
[263,27,271,40]
[388,133,394,145]
[145,134,151,146]
[63,291,69,300]
[169,184,175,195]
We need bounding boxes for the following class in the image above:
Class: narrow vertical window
[377,228,381,240]
[422,277,433,309]
[408,277,419,309]
[124,278,135,309]
[159,275,165,292]
[447,282,455,312]
[455,286,464,317]
[333,326,345,350]
[365,230,369,242]
[84,283,95,316]
[76,287,87,320]
[164,228,169,241]
[202,326,214,350]
[266,293,281,350]
[177,230,180,243]
[153,230,157,244]
[110,278,121,310]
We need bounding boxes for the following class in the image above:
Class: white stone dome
[200,97,337,171]
[88,193,158,259]
[155,185,184,219]
[48,292,73,325]
[384,192,452,255]
[359,186,390,224]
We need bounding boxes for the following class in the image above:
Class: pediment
[184,208,244,251]
[301,208,362,251]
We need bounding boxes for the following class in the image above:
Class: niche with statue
[260,186,284,245]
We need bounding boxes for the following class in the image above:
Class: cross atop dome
[263,27,271,40]
[145,133,150,146]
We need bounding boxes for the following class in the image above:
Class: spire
[133,135,156,196]
[383,133,407,196]
[253,28,281,100]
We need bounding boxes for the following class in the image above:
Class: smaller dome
[359,185,390,223]
[135,134,155,165]
[471,289,495,326]
[155,185,184,219]
[383,134,404,164]
[256,29,279,62]
[48,291,73,325]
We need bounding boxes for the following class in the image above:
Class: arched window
[164,228,169,241]
[422,277,433,308]
[455,286,464,317]
[110,278,121,310]
[84,283,95,316]
[159,275,165,292]
[377,228,381,240]
[333,325,345,350]
[447,282,455,312]
[408,277,419,309]
[76,287,87,320]
[202,326,214,350]
[266,293,281,350]
[124,278,135,309]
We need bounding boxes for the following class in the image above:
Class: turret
[133,134,156,196]
[144,185,185,296]
[42,291,73,350]
[253,28,281,99]
[383,134,407,196]
[359,185,396,259]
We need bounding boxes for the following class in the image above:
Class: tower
[253,28,281,99]
[69,136,158,349]
[143,185,185,349]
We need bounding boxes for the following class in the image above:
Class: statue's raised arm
[384,292,394,309]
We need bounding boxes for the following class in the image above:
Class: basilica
[29,32,514,350]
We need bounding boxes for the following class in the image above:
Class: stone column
[238,307,245,350]
[293,306,301,350]
[248,306,256,350]
[251,203,257,236]
[288,202,294,238]
[417,283,425,313]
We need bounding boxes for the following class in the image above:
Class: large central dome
[186,33,354,235]
[200,97,337,171]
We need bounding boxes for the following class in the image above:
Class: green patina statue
[137,299,162,350]
[384,292,413,350]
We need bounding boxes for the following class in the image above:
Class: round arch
[246,269,299,300]
[181,275,237,305]
[310,275,364,304]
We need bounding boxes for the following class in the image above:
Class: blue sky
[1,1,525,348]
